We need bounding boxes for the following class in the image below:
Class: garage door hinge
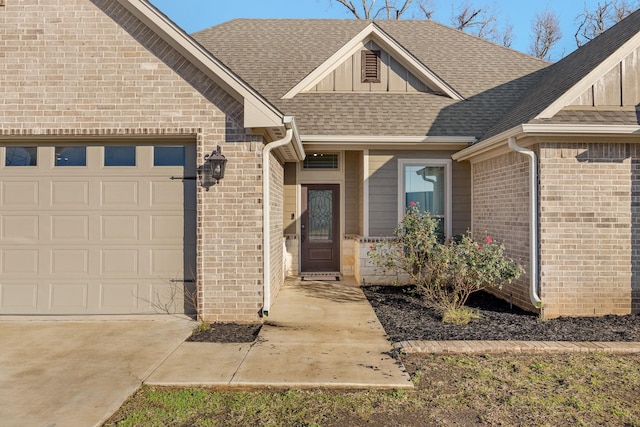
[170,176,197,180]
[169,279,195,283]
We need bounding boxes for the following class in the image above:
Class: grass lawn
[105,352,640,426]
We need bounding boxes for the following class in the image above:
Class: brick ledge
[395,340,640,354]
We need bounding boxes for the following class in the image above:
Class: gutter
[508,137,543,309]
[262,117,297,317]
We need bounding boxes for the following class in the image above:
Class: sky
[148,0,613,61]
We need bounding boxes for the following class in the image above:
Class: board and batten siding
[345,151,363,235]
[570,45,640,106]
[311,41,430,94]
[368,150,471,237]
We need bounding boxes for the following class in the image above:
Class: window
[55,146,86,166]
[303,153,339,169]
[154,146,184,166]
[5,147,37,166]
[398,159,451,238]
[104,146,136,166]
[361,49,381,83]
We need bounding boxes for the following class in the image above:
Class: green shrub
[368,204,524,323]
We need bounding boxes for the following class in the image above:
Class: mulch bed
[363,285,640,342]
[187,323,262,343]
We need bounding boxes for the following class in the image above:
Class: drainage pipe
[262,125,294,317]
[507,137,543,309]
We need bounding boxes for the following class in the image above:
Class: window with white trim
[398,159,452,238]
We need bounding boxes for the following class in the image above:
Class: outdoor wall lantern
[204,145,227,184]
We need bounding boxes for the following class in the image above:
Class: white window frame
[398,158,452,238]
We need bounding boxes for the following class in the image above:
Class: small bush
[369,204,524,323]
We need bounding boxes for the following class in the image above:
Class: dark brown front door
[301,184,340,272]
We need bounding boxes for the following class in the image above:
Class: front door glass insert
[308,189,332,242]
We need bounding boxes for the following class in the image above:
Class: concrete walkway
[148,277,413,389]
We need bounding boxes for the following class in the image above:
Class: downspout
[262,121,294,317]
[508,137,543,309]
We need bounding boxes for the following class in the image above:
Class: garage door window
[104,146,136,166]
[55,146,86,166]
[154,146,185,166]
[5,146,37,166]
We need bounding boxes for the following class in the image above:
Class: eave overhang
[452,124,640,162]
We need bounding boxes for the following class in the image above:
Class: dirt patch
[363,285,640,342]
[187,323,262,343]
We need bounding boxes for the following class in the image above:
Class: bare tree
[333,0,414,19]
[529,10,562,60]
[575,0,640,47]
[415,0,435,20]
[332,0,513,47]
[450,1,512,47]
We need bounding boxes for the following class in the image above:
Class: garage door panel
[0,283,38,310]
[99,283,139,310]
[1,181,39,207]
[101,215,139,241]
[51,181,89,207]
[151,215,183,241]
[0,142,195,315]
[49,283,88,311]
[100,249,139,275]
[51,250,89,275]
[101,181,139,206]
[2,216,39,241]
[150,248,183,276]
[151,181,183,206]
[2,249,39,274]
[51,215,89,240]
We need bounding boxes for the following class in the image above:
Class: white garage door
[0,143,196,315]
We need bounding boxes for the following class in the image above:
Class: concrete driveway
[0,316,194,427]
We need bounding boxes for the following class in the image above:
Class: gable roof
[481,8,640,142]
[281,22,463,100]
[113,0,305,160]
[193,19,549,139]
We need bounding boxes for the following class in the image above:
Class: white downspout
[262,124,294,317]
[508,137,543,309]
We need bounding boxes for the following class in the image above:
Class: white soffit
[281,23,463,101]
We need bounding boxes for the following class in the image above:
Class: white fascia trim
[117,0,284,128]
[537,31,640,119]
[452,123,640,162]
[452,126,524,161]
[522,123,640,135]
[282,23,463,101]
[285,116,306,161]
[302,135,476,144]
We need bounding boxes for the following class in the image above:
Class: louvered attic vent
[361,49,381,83]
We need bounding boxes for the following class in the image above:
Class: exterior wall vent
[361,49,381,83]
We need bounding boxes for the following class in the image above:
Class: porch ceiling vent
[361,49,381,83]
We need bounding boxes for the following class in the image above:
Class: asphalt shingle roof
[482,9,640,141]
[193,19,549,138]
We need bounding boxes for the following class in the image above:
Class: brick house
[1,0,639,321]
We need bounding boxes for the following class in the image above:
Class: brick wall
[539,143,632,318]
[472,151,534,312]
[269,153,285,306]
[0,0,266,322]
[631,146,640,314]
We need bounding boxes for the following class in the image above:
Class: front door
[301,184,340,272]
